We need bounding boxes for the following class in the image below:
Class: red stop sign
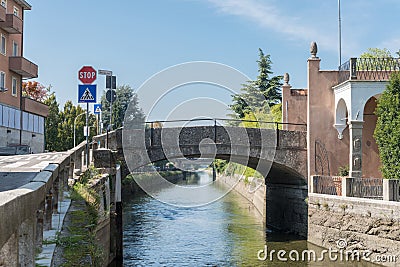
[78,66,97,84]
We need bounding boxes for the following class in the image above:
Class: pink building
[282,42,393,182]
[0,0,48,153]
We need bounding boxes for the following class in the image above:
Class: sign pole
[86,102,89,167]
[110,97,113,131]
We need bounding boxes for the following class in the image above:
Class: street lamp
[74,112,87,147]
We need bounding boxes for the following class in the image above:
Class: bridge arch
[122,126,307,185]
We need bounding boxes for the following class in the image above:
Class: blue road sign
[78,84,97,103]
[94,104,102,114]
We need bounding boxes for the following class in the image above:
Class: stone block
[383,179,400,201]
[93,149,115,168]
[31,171,53,185]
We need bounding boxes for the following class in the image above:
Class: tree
[360,48,392,59]
[56,102,96,151]
[374,72,400,179]
[44,92,60,151]
[22,81,49,102]
[101,85,145,130]
[359,48,395,71]
[229,48,282,119]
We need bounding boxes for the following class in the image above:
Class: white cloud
[207,0,337,51]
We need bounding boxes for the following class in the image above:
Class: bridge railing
[312,176,400,201]
[144,118,307,131]
[93,119,307,151]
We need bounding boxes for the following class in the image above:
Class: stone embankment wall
[309,193,400,267]
[88,174,112,266]
[217,174,308,237]
[266,183,308,237]
[217,174,266,219]
[122,171,184,195]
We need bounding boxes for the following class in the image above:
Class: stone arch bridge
[94,125,309,236]
[97,126,307,185]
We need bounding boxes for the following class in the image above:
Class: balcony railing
[21,97,49,117]
[9,56,38,78]
[338,57,400,84]
[0,14,22,34]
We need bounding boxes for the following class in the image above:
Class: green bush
[374,72,400,179]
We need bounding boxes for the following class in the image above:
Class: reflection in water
[122,172,378,266]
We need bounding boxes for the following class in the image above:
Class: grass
[56,166,104,266]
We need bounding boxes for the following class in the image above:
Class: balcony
[9,56,38,78]
[0,14,22,34]
[21,97,49,117]
[338,57,400,85]
[0,5,5,22]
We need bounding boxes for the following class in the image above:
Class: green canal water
[121,172,378,266]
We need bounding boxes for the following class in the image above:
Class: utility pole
[338,0,342,67]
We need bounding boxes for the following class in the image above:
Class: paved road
[0,152,69,192]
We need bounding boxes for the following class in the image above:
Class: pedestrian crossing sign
[94,104,102,114]
[78,84,97,103]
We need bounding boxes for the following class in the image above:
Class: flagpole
[338,0,342,67]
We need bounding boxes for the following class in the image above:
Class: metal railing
[313,176,384,200]
[349,178,383,200]
[142,118,307,149]
[144,118,307,130]
[338,57,400,84]
[313,175,342,196]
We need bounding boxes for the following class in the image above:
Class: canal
[122,171,378,266]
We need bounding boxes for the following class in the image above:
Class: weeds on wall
[57,166,104,266]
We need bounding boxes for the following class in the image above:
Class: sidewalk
[35,191,71,267]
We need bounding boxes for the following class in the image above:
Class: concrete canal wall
[217,174,308,237]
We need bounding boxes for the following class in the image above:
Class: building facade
[0,0,47,153]
[283,42,393,182]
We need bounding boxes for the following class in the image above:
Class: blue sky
[24,0,400,120]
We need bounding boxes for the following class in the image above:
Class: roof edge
[14,0,31,10]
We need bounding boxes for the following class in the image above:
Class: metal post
[96,113,99,135]
[276,122,280,148]
[214,119,217,143]
[150,122,154,147]
[106,128,109,149]
[74,112,86,148]
[213,119,217,181]
[86,102,89,167]
[109,96,113,131]
[115,164,123,263]
[350,58,357,79]
[338,0,342,67]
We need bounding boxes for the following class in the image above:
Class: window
[0,105,3,126]
[13,6,18,16]
[1,0,6,9]
[33,115,39,132]
[28,113,33,132]
[3,106,9,127]
[0,72,5,91]
[1,34,5,55]
[14,109,20,130]
[12,41,18,57]
[8,108,15,128]
[38,116,44,134]
[11,77,17,96]
[22,111,28,130]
